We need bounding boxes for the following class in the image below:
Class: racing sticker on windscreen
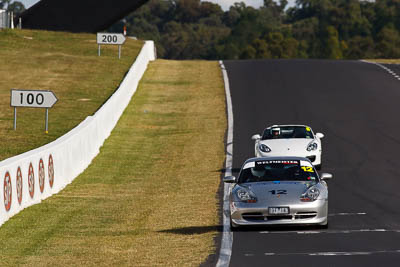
[255,160,299,168]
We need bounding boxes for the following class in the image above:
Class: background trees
[0,0,25,15]
[4,0,400,60]
[106,0,400,60]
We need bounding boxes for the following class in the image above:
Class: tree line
[0,0,25,14]
[109,0,400,60]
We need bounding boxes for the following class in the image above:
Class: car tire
[315,164,322,170]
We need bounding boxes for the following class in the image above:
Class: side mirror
[316,133,324,139]
[223,176,237,183]
[320,173,333,180]
[251,134,261,141]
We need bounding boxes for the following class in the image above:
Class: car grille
[242,213,264,221]
[295,212,317,219]
[265,215,293,220]
[241,212,317,221]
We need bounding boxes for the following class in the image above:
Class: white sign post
[97,33,126,59]
[11,89,58,133]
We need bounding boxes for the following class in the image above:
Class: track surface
[224,59,400,267]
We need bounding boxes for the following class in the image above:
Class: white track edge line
[263,250,400,257]
[360,60,400,81]
[259,228,398,235]
[216,60,234,267]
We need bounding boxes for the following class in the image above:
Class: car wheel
[315,164,322,170]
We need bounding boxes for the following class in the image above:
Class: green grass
[0,29,143,160]
[363,59,400,64]
[0,59,226,266]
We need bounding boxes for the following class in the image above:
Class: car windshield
[238,160,318,183]
[262,126,314,140]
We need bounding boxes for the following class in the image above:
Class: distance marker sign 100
[11,89,57,108]
[10,89,58,132]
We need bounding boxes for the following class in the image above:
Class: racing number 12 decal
[301,166,314,172]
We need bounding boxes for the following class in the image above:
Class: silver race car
[224,157,332,229]
[252,125,324,169]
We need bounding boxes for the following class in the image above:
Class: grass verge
[0,59,226,266]
[0,29,143,160]
[363,59,400,64]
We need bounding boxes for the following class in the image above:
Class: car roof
[267,124,311,129]
[243,156,312,165]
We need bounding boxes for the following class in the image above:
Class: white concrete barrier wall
[0,40,155,226]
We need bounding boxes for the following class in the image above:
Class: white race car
[252,125,324,170]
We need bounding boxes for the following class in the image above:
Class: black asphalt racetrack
[223,59,400,267]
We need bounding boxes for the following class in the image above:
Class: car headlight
[307,142,318,151]
[236,187,257,203]
[258,143,271,153]
[300,186,320,202]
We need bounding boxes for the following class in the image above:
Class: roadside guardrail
[0,41,155,226]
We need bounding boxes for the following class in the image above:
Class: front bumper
[230,199,328,226]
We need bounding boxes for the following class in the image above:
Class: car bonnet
[244,181,313,202]
[259,138,314,154]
